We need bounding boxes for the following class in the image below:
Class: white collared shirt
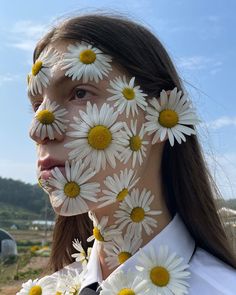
[80,214,236,294]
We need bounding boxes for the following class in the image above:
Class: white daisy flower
[114,188,162,236]
[16,275,57,295]
[104,232,143,269]
[136,245,191,295]
[71,239,92,267]
[87,212,121,243]
[107,76,148,117]
[48,160,100,215]
[61,41,112,83]
[145,87,199,146]
[98,168,140,208]
[118,120,149,168]
[65,102,124,172]
[30,99,69,140]
[55,269,86,295]
[28,47,59,96]
[100,270,148,295]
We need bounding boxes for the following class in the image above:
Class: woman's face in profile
[28,41,153,216]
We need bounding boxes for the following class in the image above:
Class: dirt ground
[0,256,50,295]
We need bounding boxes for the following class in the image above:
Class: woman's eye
[73,88,90,100]
[33,103,42,112]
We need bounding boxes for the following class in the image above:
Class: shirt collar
[81,214,195,289]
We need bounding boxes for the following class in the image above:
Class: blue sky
[0,0,235,199]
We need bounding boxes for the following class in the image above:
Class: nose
[29,128,65,145]
[29,100,69,144]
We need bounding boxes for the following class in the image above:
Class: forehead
[28,40,130,100]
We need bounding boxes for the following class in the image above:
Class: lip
[38,157,65,180]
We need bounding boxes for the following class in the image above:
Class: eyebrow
[28,74,105,101]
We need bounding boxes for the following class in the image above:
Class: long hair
[33,14,236,271]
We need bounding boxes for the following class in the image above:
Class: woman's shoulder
[189,247,236,294]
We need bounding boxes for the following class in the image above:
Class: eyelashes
[70,87,97,102]
[28,85,98,114]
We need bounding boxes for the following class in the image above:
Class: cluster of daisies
[22,41,196,294]
[17,242,191,295]
[29,41,199,148]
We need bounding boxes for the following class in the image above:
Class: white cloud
[8,21,47,52]
[205,116,236,129]
[176,56,223,73]
[0,73,20,85]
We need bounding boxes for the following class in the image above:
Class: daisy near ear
[136,245,190,294]
[61,41,112,83]
[100,270,148,295]
[118,120,148,168]
[71,239,92,267]
[30,99,69,140]
[114,188,162,236]
[28,47,59,96]
[16,276,57,295]
[107,76,148,117]
[65,102,124,172]
[98,168,140,208]
[48,160,100,215]
[87,212,121,243]
[104,232,143,269]
[145,87,199,146]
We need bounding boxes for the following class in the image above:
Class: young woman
[18,13,235,295]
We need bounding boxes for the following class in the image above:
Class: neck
[92,143,172,279]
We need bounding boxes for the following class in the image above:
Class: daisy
[107,76,148,117]
[28,47,59,96]
[98,168,140,208]
[48,160,100,215]
[87,212,121,243]
[65,102,124,172]
[104,232,143,269]
[61,41,112,83]
[118,120,149,168]
[145,87,199,146]
[100,270,148,295]
[71,238,92,267]
[114,188,162,236]
[55,269,86,295]
[136,245,191,294]
[16,275,57,295]
[30,99,69,140]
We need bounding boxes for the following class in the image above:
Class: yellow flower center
[129,135,142,151]
[130,207,145,222]
[88,125,112,150]
[158,109,179,128]
[56,292,62,295]
[79,49,96,64]
[64,182,81,198]
[70,285,80,295]
[29,285,42,295]
[116,188,129,202]
[122,88,135,100]
[32,61,43,76]
[150,266,170,287]
[36,110,55,125]
[118,251,132,264]
[118,288,135,295]
[93,227,104,241]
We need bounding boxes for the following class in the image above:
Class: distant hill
[0,177,55,223]
[0,176,236,224]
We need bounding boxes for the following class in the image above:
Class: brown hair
[33,13,236,271]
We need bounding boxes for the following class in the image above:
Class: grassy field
[0,229,53,295]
